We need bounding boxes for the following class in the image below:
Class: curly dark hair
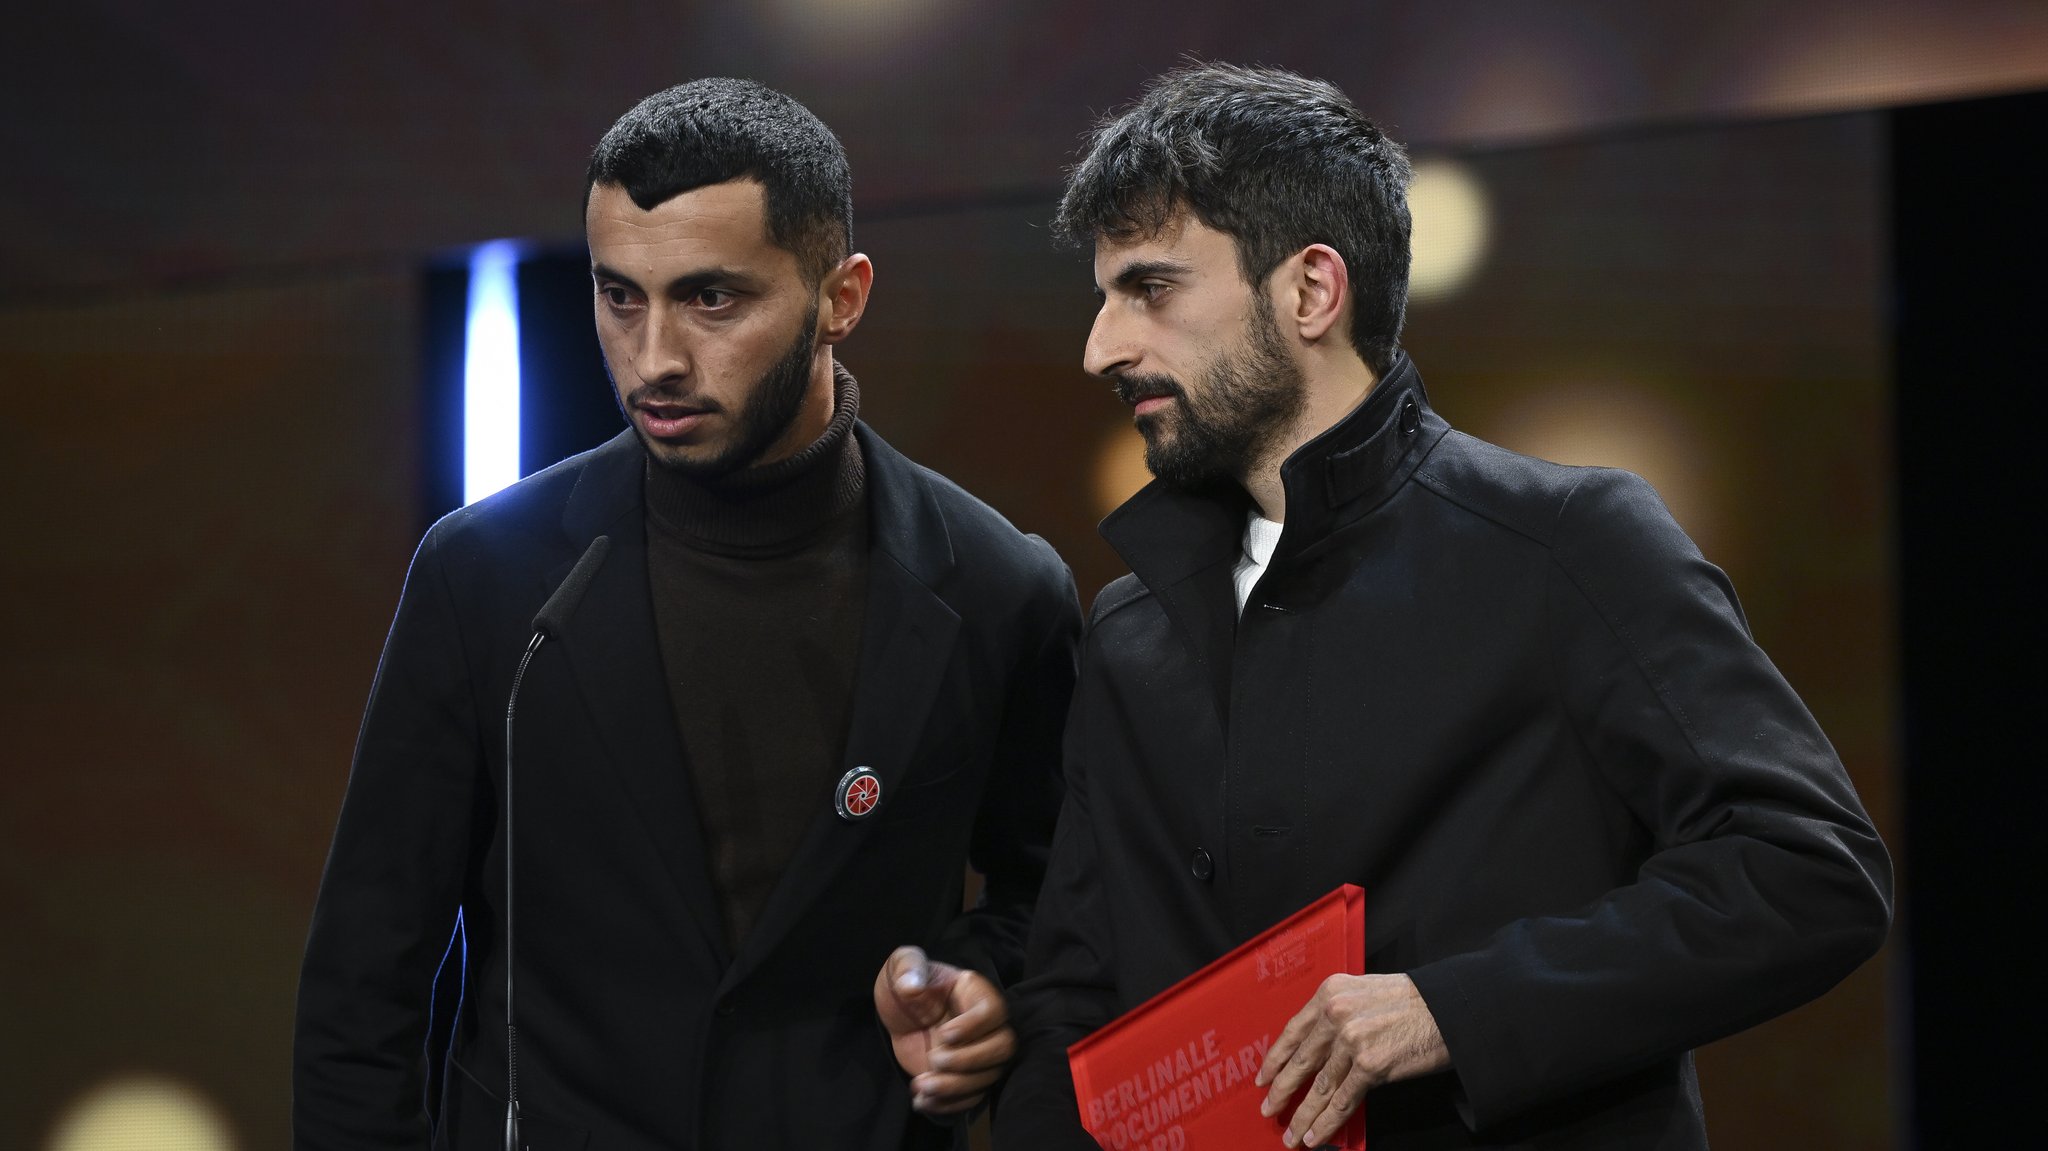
[1056,63,1413,375]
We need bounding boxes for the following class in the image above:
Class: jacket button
[1399,398,1420,436]
[716,996,737,1017]
[1190,848,1214,882]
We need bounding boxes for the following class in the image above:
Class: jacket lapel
[551,431,731,971]
[1100,479,1244,727]
[722,425,962,989]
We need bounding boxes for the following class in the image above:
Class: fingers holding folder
[1257,972,1449,1148]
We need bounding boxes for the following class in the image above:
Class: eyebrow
[1098,257,1195,297]
[590,263,754,296]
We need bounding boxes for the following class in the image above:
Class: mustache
[625,384,723,413]
[1113,373,1183,407]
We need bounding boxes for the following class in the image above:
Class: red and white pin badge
[834,766,883,821]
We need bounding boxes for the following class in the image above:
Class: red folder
[1067,885,1367,1150]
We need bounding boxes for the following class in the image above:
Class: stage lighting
[45,1074,234,1151]
[464,240,523,505]
[1407,159,1493,303]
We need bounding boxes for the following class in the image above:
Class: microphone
[502,534,610,1151]
[533,535,613,638]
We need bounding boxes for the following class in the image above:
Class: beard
[620,300,821,480]
[1115,294,1306,489]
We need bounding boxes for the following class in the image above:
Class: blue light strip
[463,241,522,505]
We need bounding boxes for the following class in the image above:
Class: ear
[817,253,875,345]
[1283,244,1350,344]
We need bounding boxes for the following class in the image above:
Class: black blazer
[997,355,1891,1149]
[294,424,1080,1151]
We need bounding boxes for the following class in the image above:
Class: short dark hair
[586,78,852,282]
[1055,63,1413,375]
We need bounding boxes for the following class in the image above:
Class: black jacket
[294,423,1080,1150]
[997,354,1891,1149]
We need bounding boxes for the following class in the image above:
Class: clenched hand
[874,945,1017,1117]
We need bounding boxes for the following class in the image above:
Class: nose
[632,304,690,387]
[1082,303,1134,379]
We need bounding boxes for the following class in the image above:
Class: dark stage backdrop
[2,107,1898,1150]
[17,5,2040,1147]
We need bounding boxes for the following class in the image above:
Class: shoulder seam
[1088,576,1150,628]
[1410,466,1556,550]
[1546,474,1708,756]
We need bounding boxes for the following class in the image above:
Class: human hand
[1255,973,1449,1148]
[873,945,1017,1117]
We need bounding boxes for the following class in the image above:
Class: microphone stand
[501,535,610,1151]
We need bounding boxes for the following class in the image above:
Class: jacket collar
[853,422,954,589]
[561,427,644,543]
[1100,350,1445,588]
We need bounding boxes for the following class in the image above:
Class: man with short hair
[294,78,1079,1150]
[997,63,1891,1150]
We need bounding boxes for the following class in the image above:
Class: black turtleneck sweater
[644,365,869,952]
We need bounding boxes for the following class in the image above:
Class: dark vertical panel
[518,251,622,476]
[1893,88,2047,1150]
[420,263,471,534]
